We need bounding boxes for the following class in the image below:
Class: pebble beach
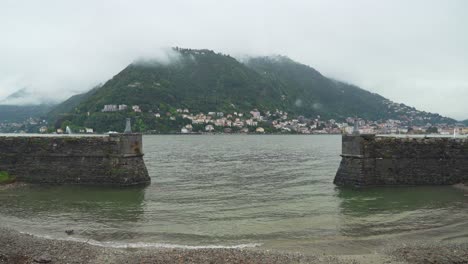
[1,228,468,264]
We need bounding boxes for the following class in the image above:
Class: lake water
[0,135,467,254]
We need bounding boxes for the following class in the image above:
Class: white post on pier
[353,118,360,135]
[124,118,132,134]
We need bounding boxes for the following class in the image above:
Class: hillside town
[100,104,468,135]
[1,104,467,136]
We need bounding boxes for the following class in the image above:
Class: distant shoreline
[0,132,343,136]
[142,132,342,136]
[3,132,468,137]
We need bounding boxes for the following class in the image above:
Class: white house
[102,105,118,112]
[255,127,265,133]
[250,110,261,119]
[132,105,142,112]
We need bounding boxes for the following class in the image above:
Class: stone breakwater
[334,135,468,187]
[0,134,150,186]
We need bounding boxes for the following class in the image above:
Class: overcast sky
[0,0,467,119]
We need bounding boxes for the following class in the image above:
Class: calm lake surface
[1,135,467,253]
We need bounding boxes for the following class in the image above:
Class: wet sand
[1,228,468,263]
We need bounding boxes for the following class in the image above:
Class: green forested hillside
[48,48,455,132]
[245,56,388,119]
[0,104,53,122]
[48,86,100,119]
[73,49,286,114]
[245,56,452,122]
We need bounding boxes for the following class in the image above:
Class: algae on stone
[0,171,15,184]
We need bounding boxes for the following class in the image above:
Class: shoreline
[0,228,357,264]
[453,183,468,192]
[0,182,29,191]
[1,228,468,263]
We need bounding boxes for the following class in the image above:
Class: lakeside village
[1,103,468,135]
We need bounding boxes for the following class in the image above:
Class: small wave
[85,240,262,249]
[19,231,261,249]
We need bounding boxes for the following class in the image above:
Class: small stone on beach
[33,254,52,263]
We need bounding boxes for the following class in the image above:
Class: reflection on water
[336,186,467,237]
[3,185,145,219]
[0,185,146,241]
[337,186,466,216]
[0,135,467,251]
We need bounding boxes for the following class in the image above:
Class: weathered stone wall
[0,134,150,186]
[334,135,468,187]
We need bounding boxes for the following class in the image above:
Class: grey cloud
[0,0,467,119]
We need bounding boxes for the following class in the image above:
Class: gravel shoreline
[0,228,353,264]
[0,182,29,191]
[1,228,468,263]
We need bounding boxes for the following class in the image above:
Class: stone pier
[0,133,150,186]
[334,134,468,187]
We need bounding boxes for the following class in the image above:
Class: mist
[0,0,467,119]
